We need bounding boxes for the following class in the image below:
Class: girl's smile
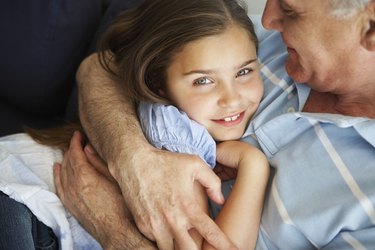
[212,111,245,127]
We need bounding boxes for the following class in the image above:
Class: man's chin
[285,58,310,84]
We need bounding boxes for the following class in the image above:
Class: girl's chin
[213,132,243,142]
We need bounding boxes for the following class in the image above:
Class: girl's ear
[361,0,375,51]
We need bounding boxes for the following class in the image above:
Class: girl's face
[164,24,263,141]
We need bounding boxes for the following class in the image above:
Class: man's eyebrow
[279,0,289,6]
[183,58,258,76]
[279,0,295,10]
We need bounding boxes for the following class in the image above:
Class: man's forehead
[278,0,316,11]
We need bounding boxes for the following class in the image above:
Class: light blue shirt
[139,15,375,249]
[138,102,216,168]
[249,16,375,249]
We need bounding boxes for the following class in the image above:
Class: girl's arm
[204,141,270,249]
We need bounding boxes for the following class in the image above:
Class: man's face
[261,0,368,94]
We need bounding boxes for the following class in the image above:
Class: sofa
[0,0,140,137]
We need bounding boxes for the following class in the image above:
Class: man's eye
[236,68,251,77]
[280,4,298,18]
[193,77,213,86]
[283,9,296,17]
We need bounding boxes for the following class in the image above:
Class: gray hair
[328,0,370,18]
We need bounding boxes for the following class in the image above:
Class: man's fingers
[54,131,86,201]
[59,151,71,193]
[194,166,224,205]
[170,223,199,250]
[53,162,64,200]
[191,210,237,250]
[70,130,84,147]
[84,144,115,181]
[154,237,174,250]
[67,131,86,166]
[151,226,174,250]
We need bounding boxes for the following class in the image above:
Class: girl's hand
[214,163,238,181]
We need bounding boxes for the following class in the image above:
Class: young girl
[0,0,269,249]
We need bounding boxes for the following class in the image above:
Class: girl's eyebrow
[183,69,214,76]
[238,58,257,69]
[183,58,258,76]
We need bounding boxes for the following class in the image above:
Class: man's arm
[74,53,236,249]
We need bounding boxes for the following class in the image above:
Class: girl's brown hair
[98,0,258,104]
[28,0,258,150]
[25,123,84,151]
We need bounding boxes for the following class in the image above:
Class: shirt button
[287,107,296,113]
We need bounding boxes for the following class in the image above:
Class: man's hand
[109,147,237,250]
[53,131,156,249]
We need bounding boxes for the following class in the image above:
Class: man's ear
[361,0,375,51]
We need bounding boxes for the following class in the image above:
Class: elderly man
[19,0,375,249]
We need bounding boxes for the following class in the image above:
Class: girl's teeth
[224,114,240,122]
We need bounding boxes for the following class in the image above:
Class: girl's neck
[303,89,375,118]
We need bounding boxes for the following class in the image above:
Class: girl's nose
[217,85,240,108]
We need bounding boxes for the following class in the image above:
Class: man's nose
[262,0,284,32]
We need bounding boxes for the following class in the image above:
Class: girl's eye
[236,68,252,78]
[193,77,213,86]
